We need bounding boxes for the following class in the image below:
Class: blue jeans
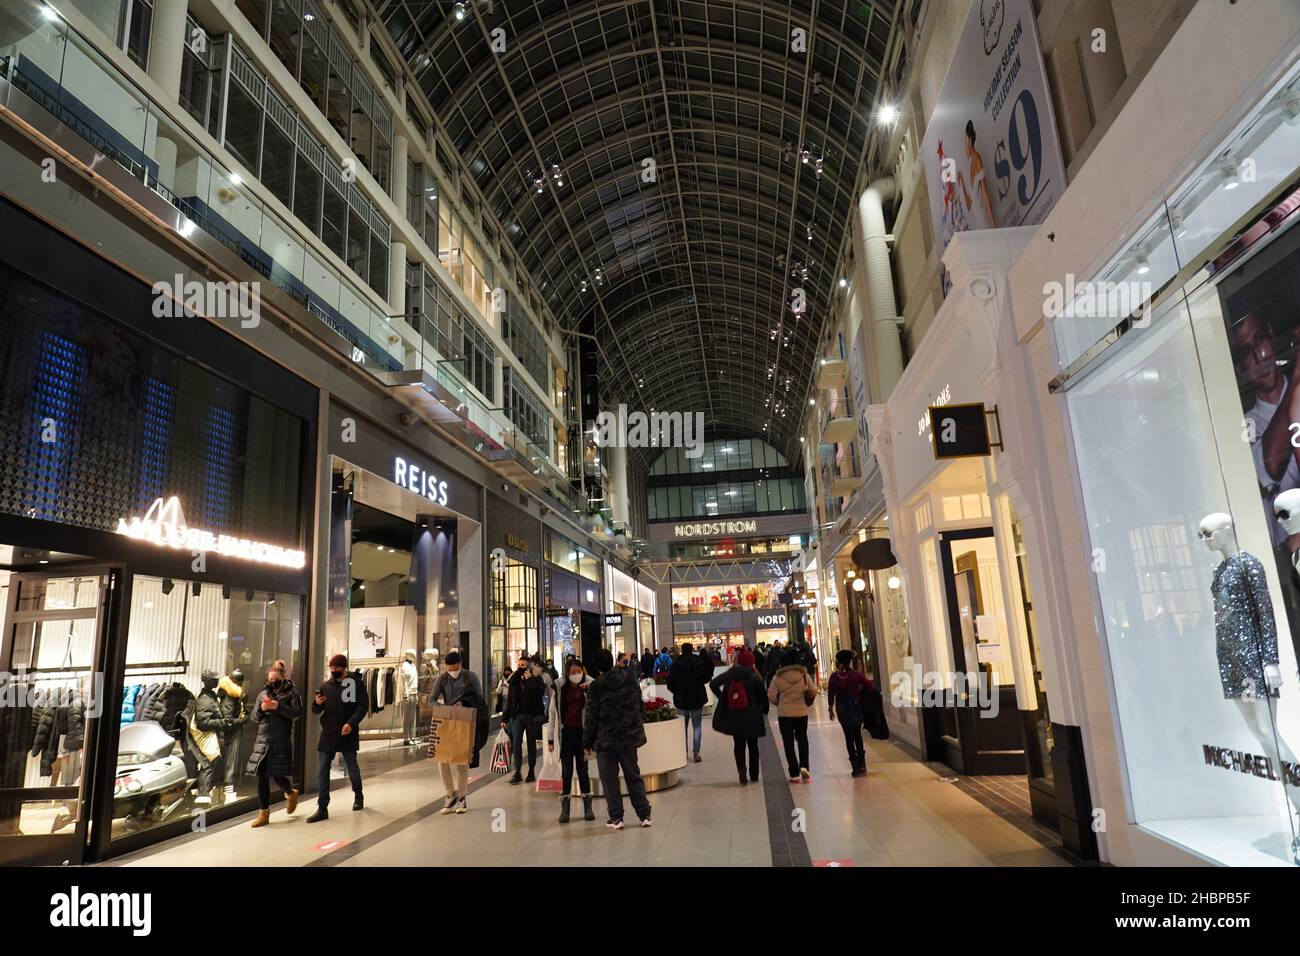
[681,708,703,755]
[315,749,362,808]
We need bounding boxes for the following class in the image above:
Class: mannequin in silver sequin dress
[1200,512,1300,862]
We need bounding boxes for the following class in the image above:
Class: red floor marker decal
[813,859,855,867]
[312,839,350,852]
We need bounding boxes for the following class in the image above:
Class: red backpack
[726,678,749,711]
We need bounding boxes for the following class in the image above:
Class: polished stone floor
[106,703,1072,867]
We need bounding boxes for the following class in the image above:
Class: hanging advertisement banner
[919,0,1066,294]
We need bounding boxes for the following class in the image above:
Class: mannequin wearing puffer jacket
[29,686,85,778]
[217,672,248,795]
[190,670,238,806]
[245,661,301,827]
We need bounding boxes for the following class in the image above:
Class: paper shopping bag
[426,704,475,764]
[489,727,512,774]
[535,748,563,792]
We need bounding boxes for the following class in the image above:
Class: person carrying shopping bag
[428,651,484,814]
[768,649,818,783]
[545,658,596,822]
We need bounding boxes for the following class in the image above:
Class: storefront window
[489,559,537,697]
[1066,222,1300,864]
[113,575,302,841]
[670,581,781,614]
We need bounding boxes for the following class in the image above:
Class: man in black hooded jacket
[307,654,368,822]
[583,648,651,830]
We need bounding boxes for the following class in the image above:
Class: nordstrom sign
[673,520,758,538]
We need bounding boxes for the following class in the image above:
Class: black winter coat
[504,670,546,720]
[245,680,302,778]
[583,666,646,753]
[709,666,769,738]
[312,672,368,754]
[145,682,195,738]
[29,690,85,777]
[640,651,656,679]
[666,653,709,711]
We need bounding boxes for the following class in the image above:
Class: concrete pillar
[146,0,188,102]
[391,133,409,208]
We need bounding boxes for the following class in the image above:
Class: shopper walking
[653,647,673,676]
[763,642,784,687]
[826,649,871,776]
[584,648,652,830]
[546,658,596,823]
[429,651,485,813]
[666,642,709,763]
[709,647,768,785]
[503,652,546,783]
[307,654,368,822]
[246,660,302,827]
[640,647,656,679]
[768,649,818,783]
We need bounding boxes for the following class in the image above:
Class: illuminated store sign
[394,456,449,506]
[116,497,305,568]
[756,613,787,627]
[673,520,757,538]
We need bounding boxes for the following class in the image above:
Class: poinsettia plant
[643,697,677,722]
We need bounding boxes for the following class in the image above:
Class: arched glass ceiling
[377,0,912,473]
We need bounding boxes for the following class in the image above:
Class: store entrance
[0,565,120,866]
[934,528,1025,775]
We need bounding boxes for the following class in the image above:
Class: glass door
[0,570,116,865]
[938,530,1027,774]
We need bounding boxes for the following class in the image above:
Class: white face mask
[447,668,461,678]
[568,673,583,684]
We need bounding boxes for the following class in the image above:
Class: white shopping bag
[535,747,563,793]
[489,727,512,775]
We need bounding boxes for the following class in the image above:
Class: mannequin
[1201,511,1300,860]
[400,649,419,745]
[217,669,248,798]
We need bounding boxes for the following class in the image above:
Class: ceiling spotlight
[878,103,899,126]
[806,222,814,240]
[851,577,867,592]
[799,436,806,443]
[1135,252,1150,275]
[580,279,588,292]
[453,1,466,20]
[814,157,824,177]
[838,277,848,288]
[809,398,816,406]
[551,163,564,187]
[801,149,811,165]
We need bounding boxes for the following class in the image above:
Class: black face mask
[330,670,345,682]
[270,678,284,689]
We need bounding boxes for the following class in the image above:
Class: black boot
[306,806,328,823]
[582,794,595,821]
[353,795,364,811]
[558,795,571,824]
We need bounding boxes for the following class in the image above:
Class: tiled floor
[951,773,1066,853]
[105,703,1071,868]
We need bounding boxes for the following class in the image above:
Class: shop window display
[1066,210,1300,865]
[670,581,781,615]
[113,575,301,840]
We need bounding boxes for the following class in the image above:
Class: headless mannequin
[1201,512,1300,859]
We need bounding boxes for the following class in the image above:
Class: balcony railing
[818,396,856,443]
[0,9,600,518]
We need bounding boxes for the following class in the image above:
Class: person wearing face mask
[545,658,595,823]
[503,653,546,783]
[245,661,303,828]
[307,654,369,823]
[429,651,484,814]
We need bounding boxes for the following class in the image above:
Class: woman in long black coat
[245,661,302,827]
[709,646,769,785]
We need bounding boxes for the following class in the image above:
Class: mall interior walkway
[105,704,1072,868]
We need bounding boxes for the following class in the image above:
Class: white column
[391,133,409,207]
[609,440,629,527]
[146,0,187,101]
